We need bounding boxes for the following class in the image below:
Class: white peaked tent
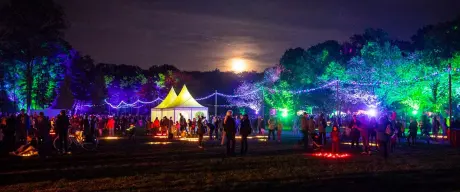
[151,87,177,122]
[151,85,208,122]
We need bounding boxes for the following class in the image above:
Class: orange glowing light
[430,135,447,139]
[179,138,199,142]
[146,142,172,145]
[18,151,38,157]
[99,136,121,140]
[313,152,350,158]
[342,142,378,147]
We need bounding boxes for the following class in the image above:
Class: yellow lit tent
[151,87,177,121]
[151,85,208,122]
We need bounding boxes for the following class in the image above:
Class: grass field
[1,134,460,192]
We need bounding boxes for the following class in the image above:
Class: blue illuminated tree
[0,0,67,111]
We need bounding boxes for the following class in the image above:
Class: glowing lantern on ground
[312,152,350,159]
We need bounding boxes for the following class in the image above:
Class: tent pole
[449,63,452,128]
[215,90,217,117]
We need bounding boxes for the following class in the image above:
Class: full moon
[231,58,247,73]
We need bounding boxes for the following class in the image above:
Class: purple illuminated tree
[70,54,96,113]
[138,77,161,102]
[263,65,283,83]
[227,81,263,114]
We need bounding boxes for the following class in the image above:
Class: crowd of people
[294,111,460,159]
[1,108,459,158]
[149,113,266,154]
[149,114,265,138]
[0,109,71,157]
[0,110,150,157]
[0,109,266,157]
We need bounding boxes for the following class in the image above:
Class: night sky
[57,0,460,72]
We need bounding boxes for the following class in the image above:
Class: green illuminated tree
[319,41,405,110]
[264,80,294,112]
[279,41,343,111]
[400,51,460,113]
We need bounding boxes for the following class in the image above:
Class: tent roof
[167,85,205,108]
[154,87,177,109]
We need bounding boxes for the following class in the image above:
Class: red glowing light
[313,153,350,159]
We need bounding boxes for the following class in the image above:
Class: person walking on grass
[175,121,180,137]
[368,117,378,150]
[107,117,115,136]
[277,120,283,143]
[349,115,361,149]
[197,116,205,148]
[257,116,265,135]
[318,113,327,145]
[168,117,174,139]
[234,115,241,135]
[209,117,216,140]
[358,116,370,155]
[432,115,440,142]
[377,116,391,159]
[16,109,30,146]
[4,114,16,152]
[36,112,51,158]
[55,110,70,154]
[127,124,136,141]
[421,115,431,144]
[407,118,418,146]
[268,116,276,141]
[308,115,316,146]
[300,112,310,151]
[191,118,197,136]
[240,114,251,155]
[179,114,186,133]
[220,126,226,146]
[331,125,340,153]
[223,110,236,156]
[153,117,160,134]
[215,117,220,139]
[90,116,97,138]
[395,119,403,144]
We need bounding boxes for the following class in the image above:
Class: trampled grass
[1,136,460,192]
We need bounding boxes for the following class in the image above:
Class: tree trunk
[26,40,35,113]
[26,60,33,113]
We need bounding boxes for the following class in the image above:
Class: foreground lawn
[1,135,460,192]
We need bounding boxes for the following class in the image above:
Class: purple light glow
[367,109,377,117]
[104,98,163,109]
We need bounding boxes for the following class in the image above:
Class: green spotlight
[281,108,288,117]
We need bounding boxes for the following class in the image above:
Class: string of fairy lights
[266,80,338,94]
[101,68,458,109]
[100,98,163,109]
